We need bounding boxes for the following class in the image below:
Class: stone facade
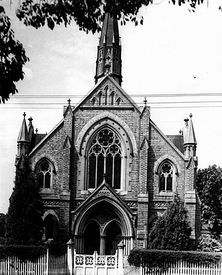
[15,13,200,254]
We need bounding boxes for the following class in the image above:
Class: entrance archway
[73,197,134,255]
[105,221,121,255]
[84,221,100,254]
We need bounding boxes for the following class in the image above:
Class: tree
[196,165,222,239]
[0,0,206,102]
[0,6,29,103]
[148,194,192,250]
[6,157,44,245]
[16,0,205,32]
[0,213,6,243]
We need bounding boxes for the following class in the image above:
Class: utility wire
[1,105,222,110]
[4,100,222,105]
[11,92,222,98]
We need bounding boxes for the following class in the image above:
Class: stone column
[137,194,149,248]
[117,240,125,275]
[67,239,73,275]
[100,235,106,255]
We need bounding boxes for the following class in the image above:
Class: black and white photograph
[0,0,222,274]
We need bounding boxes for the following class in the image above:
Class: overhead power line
[4,100,222,105]
[1,105,222,110]
[12,92,222,99]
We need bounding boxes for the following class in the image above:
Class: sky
[1,0,222,213]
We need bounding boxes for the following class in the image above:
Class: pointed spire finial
[17,112,30,147]
[28,117,33,123]
[184,114,197,145]
[67,99,71,106]
[144,97,147,107]
[95,12,122,85]
[184,117,189,127]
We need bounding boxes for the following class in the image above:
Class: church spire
[183,114,197,158]
[17,112,30,158]
[17,112,29,143]
[95,13,122,85]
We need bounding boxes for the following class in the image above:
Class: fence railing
[1,245,222,275]
[0,254,47,275]
[141,260,222,275]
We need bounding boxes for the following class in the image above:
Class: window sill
[40,188,54,194]
[158,191,174,196]
[86,188,126,194]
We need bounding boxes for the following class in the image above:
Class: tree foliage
[0,213,6,244]
[6,157,44,245]
[196,165,222,239]
[0,6,29,103]
[148,194,192,250]
[0,214,6,237]
[197,235,222,252]
[16,0,204,32]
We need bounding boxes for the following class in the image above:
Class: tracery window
[88,128,122,189]
[36,159,53,189]
[159,162,174,193]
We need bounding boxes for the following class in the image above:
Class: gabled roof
[71,180,133,217]
[150,119,185,160]
[166,135,184,153]
[73,75,141,113]
[28,119,64,157]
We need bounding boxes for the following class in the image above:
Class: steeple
[183,114,197,158]
[17,112,30,157]
[95,13,122,85]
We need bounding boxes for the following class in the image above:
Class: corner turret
[183,114,197,159]
[17,113,30,157]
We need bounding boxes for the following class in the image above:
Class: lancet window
[88,128,122,189]
[36,159,53,189]
[159,162,174,193]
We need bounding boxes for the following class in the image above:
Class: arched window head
[88,128,122,189]
[159,162,175,193]
[36,159,53,189]
[44,214,58,241]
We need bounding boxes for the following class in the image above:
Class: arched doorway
[84,221,100,254]
[73,197,134,255]
[105,221,122,255]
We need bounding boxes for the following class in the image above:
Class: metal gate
[73,250,117,275]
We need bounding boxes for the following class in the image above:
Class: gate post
[67,239,73,275]
[117,241,125,275]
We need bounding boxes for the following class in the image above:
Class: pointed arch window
[36,159,53,189]
[158,162,174,193]
[88,128,122,189]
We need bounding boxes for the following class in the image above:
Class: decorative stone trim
[42,209,60,222]
[76,111,137,156]
[31,153,58,173]
[154,154,181,175]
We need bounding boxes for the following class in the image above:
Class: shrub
[128,248,221,268]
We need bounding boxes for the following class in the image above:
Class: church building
[16,13,200,255]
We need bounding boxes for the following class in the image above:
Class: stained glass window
[36,159,52,189]
[88,128,122,189]
[159,162,173,192]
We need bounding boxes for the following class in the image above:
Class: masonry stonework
[15,13,200,254]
